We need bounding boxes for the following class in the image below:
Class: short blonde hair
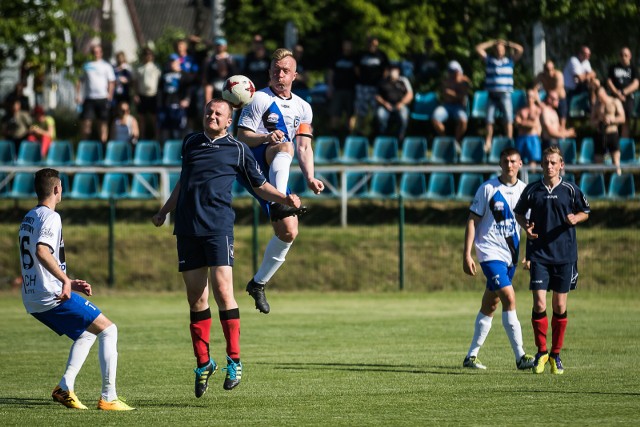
[271,48,294,63]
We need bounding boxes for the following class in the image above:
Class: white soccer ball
[222,75,256,109]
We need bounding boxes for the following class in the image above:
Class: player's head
[203,98,234,137]
[35,168,62,202]
[269,48,297,95]
[542,146,564,179]
[499,148,522,179]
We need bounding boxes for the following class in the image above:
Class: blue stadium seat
[99,173,130,199]
[399,172,428,199]
[162,139,183,165]
[430,136,457,164]
[75,140,103,166]
[16,141,42,165]
[569,92,590,119]
[608,173,635,199]
[511,89,527,112]
[370,136,399,164]
[456,173,484,201]
[0,140,16,165]
[471,90,488,119]
[9,172,36,198]
[400,136,428,163]
[365,172,397,198]
[69,173,100,199]
[0,172,10,198]
[103,140,132,166]
[169,171,181,191]
[288,170,309,195]
[410,91,439,121]
[316,171,339,197]
[619,138,636,164]
[563,173,576,183]
[45,140,74,166]
[426,172,455,199]
[314,136,341,164]
[527,173,543,183]
[58,172,70,193]
[488,137,514,164]
[558,138,577,165]
[133,140,162,166]
[345,172,369,198]
[578,137,595,164]
[129,173,159,199]
[580,172,606,199]
[459,136,486,164]
[341,135,370,164]
[232,179,250,198]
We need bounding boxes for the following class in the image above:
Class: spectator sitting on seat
[374,63,414,142]
[606,47,639,138]
[540,90,577,151]
[563,45,599,112]
[432,60,471,142]
[27,105,57,157]
[515,88,542,169]
[591,86,625,175]
[2,98,32,153]
[535,59,568,130]
[327,39,357,138]
[110,101,139,145]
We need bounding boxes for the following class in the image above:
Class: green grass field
[1,291,639,426]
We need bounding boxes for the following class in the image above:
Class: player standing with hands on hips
[152,99,301,397]
[462,148,534,370]
[514,146,590,374]
[19,168,134,410]
[236,48,325,314]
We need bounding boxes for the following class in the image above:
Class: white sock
[269,152,292,194]
[253,236,292,284]
[467,312,493,358]
[502,310,526,360]
[98,324,118,401]
[60,331,96,391]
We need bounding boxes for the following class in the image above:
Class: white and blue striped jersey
[485,56,514,93]
[470,177,526,266]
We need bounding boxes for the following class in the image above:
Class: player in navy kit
[237,48,325,314]
[152,98,301,397]
[514,146,590,374]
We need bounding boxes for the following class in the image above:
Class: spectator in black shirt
[327,39,357,137]
[606,47,639,138]
[374,64,414,141]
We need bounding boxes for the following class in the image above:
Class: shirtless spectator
[591,86,625,174]
[540,90,576,151]
[535,60,568,130]
[431,60,471,142]
[515,88,543,169]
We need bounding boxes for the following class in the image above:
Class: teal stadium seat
[9,172,36,198]
[69,173,100,199]
[0,172,10,197]
[410,92,439,121]
[341,136,370,164]
[459,136,486,164]
[456,173,484,201]
[169,172,181,191]
[103,140,132,166]
[365,172,397,199]
[619,138,636,163]
[345,172,369,198]
[75,140,103,166]
[315,172,339,197]
[608,173,635,199]
[45,140,74,166]
[399,172,428,199]
[558,138,577,165]
[370,136,399,164]
[232,179,249,198]
[16,141,42,165]
[580,172,606,199]
[133,140,162,166]
[527,173,543,183]
[99,173,130,199]
[430,136,457,164]
[129,173,159,199]
[471,90,489,120]
[288,171,308,195]
[488,137,514,164]
[313,136,341,164]
[400,136,428,163]
[578,137,595,164]
[0,140,16,165]
[563,173,576,183]
[426,172,455,199]
[162,139,183,165]
[511,89,527,112]
[569,92,590,119]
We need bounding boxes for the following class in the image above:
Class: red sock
[551,311,568,354]
[531,310,548,353]
[220,308,240,360]
[190,309,212,366]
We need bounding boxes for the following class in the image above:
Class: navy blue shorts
[480,260,516,291]
[177,235,234,272]
[31,293,101,341]
[529,262,578,293]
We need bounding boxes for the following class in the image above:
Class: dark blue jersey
[514,178,590,264]
[174,132,266,237]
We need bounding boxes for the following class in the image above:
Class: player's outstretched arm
[296,135,325,195]
[462,215,479,276]
[152,179,181,226]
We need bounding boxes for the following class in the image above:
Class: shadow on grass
[0,397,52,407]
[264,361,466,375]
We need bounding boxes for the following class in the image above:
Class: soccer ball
[222,75,256,109]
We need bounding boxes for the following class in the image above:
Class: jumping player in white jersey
[237,48,325,314]
[462,148,535,370]
[19,168,134,410]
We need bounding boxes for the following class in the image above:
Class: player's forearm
[237,129,270,147]
[254,182,288,205]
[463,220,476,258]
[159,180,180,215]
[297,141,315,182]
[36,246,69,285]
[515,214,528,230]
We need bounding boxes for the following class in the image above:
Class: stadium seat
[345,172,369,198]
[471,90,488,119]
[9,172,36,198]
[459,136,486,164]
[365,172,397,198]
[487,137,514,164]
[162,139,183,165]
[410,91,439,121]
[569,92,590,119]
[133,140,162,166]
[168,172,181,191]
[16,141,42,165]
[426,172,455,199]
[400,136,428,163]
[99,173,130,199]
[45,140,74,166]
[69,173,100,199]
[341,135,370,164]
[129,173,159,199]
[399,172,428,199]
[316,171,339,197]
[563,173,576,183]
[232,179,250,198]
[619,138,636,164]
[314,136,341,164]
[430,136,457,164]
[0,140,16,165]
[370,136,399,164]
[608,173,635,199]
[578,137,595,164]
[558,138,577,165]
[75,140,103,166]
[0,172,10,198]
[58,172,70,193]
[456,173,484,201]
[527,173,543,183]
[511,89,527,112]
[103,140,132,166]
[579,172,606,199]
[288,170,309,195]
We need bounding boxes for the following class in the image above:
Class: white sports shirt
[237,87,313,143]
[469,177,526,266]
[19,206,66,313]
[82,59,116,100]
